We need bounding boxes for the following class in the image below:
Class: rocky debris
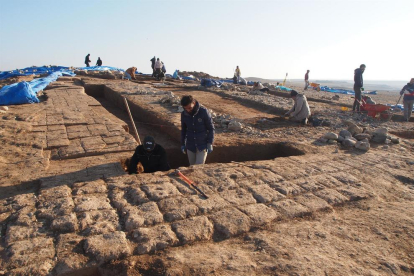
[355,139,370,151]
[371,127,388,143]
[344,120,363,136]
[354,133,372,141]
[332,95,340,100]
[249,90,266,96]
[339,129,352,138]
[0,106,8,112]
[391,137,400,144]
[324,132,338,140]
[228,120,244,131]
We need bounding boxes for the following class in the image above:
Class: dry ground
[0,74,413,276]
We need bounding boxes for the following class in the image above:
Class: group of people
[150,56,167,80]
[84,54,102,67]
[128,95,214,174]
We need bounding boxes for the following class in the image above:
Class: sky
[0,0,412,81]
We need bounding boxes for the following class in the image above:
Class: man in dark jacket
[400,78,414,122]
[128,136,170,174]
[353,64,366,112]
[180,95,215,165]
[85,54,91,67]
[150,56,156,77]
[96,57,102,66]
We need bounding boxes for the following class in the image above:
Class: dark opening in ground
[83,84,306,171]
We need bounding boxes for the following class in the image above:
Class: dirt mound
[180,71,220,80]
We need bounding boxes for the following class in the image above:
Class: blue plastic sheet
[276,85,292,91]
[78,66,125,72]
[0,71,75,105]
[200,79,223,88]
[0,66,72,80]
[320,86,377,95]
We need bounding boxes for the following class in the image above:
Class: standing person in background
[399,78,414,122]
[304,70,310,90]
[150,56,156,77]
[85,54,91,67]
[96,57,102,66]
[180,95,215,165]
[353,64,366,112]
[154,58,163,78]
[235,66,241,83]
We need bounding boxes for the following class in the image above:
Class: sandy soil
[0,73,413,276]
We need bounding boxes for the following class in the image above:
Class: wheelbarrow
[309,82,321,91]
[359,98,392,120]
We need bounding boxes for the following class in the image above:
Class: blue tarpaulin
[0,66,72,80]
[77,66,125,72]
[276,85,292,91]
[320,86,377,95]
[200,79,223,88]
[0,70,75,105]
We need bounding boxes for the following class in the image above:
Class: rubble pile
[159,92,183,112]
[74,70,124,79]
[319,120,400,151]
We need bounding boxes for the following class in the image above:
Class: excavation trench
[83,84,306,169]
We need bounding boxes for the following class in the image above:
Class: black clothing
[128,144,170,174]
[353,86,362,112]
[354,68,364,88]
[150,57,156,76]
[85,54,91,67]
[96,59,102,66]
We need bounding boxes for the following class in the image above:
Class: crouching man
[128,136,170,174]
[180,95,215,165]
[285,90,311,125]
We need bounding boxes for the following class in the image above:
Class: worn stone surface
[84,231,131,263]
[270,199,311,218]
[210,207,252,238]
[171,216,214,244]
[132,224,179,254]
[157,197,199,222]
[249,184,285,203]
[124,202,164,230]
[239,203,281,226]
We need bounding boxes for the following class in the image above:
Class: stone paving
[0,150,389,275]
[32,84,136,160]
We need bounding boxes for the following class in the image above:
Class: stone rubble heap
[74,70,124,79]
[319,120,400,151]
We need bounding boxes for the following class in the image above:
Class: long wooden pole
[123,97,141,145]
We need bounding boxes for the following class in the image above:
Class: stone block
[74,195,112,212]
[47,138,70,149]
[141,182,182,201]
[132,224,179,254]
[269,181,306,196]
[11,206,36,226]
[55,233,91,275]
[314,188,350,205]
[78,209,120,235]
[171,216,214,244]
[157,197,199,222]
[294,193,332,212]
[6,237,55,269]
[5,224,40,243]
[37,197,75,219]
[10,193,37,210]
[249,184,285,203]
[219,188,256,206]
[336,186,373,201]
[190,194,230,214]
[73,179,107,195]
[84,231,131,263]
[38,185,72,201]
[128,186,150,205]
[51,213,78,233]
[210,207,251,239]
[270,199,311,218]
[310,174,343,188]
[330,172,360,184]
[292,179,326,192]
[124,202,164,231]
[239,203,281,226]
[109,188,129,211]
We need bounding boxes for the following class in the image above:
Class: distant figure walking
[85,54,91,67]
[399,78,414,122]
[304,70,310,90]
[96,57,102,66]
[235,66,241,83]
[353,64,366,112]
[150,56,156,77]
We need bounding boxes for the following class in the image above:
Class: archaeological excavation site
[0,71,413,276]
